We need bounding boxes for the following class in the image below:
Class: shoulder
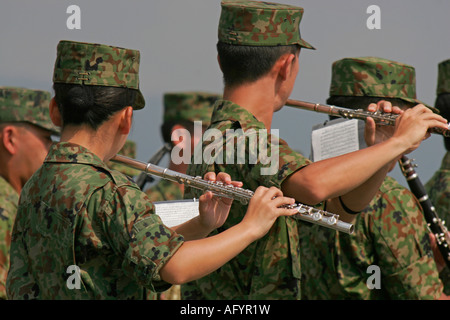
[0,179,19,222]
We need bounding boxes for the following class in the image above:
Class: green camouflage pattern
[437,59,450,95]
[300,176,443,300]
[6,142,184,299]
[163,92,220,125]
[53,40,145,110]
[0,87,58,134]
[218,0,314,48]
[0,176,19,300]
[145,179,184,300]
[329,57,437,112]
[145,179,183,203]
[425,151,450,295]
[181,99,311,300]
[107,140,140,177]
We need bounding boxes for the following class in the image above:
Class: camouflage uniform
[300,57,444,299]
[7,41,184,299]
[0,176,18,300]
[7,142,184,299]
[301,177,442,299]
[0,87,57,300]
[182,100,312,300]
[425,59,450,295]
[181,1,314,300]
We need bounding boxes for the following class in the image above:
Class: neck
[60,123,122,162]
[223,80,285,130]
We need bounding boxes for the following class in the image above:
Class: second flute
[111,154,354,234]
[285,99,450,137]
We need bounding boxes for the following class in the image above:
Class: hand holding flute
[366,102,449,154]
[286,99,450,140]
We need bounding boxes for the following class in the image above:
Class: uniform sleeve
[99,184,184,292]
[0,206,15,300]
[368,187,443,299]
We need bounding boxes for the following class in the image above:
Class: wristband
[339,196,360,215]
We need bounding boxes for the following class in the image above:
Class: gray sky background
[1,0,449,189]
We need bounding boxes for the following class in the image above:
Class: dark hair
[217,42,300,88]
[53,84,137,130]
[435,93,450,150]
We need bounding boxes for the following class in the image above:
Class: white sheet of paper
[153,199,199,227]
[311,119,364,162]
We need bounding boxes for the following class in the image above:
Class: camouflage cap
[437,59,450,95]
[108,140,140,177]
[218,0,315,49]
[53,40,145,110]
[0,86,59,134]
[163,92,221,125]
[329,57,437,112]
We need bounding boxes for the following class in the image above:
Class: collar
[45,142,109,170]
[210,99,267,131]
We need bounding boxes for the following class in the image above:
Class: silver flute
[285,99,450,137]
[112,154,354,234]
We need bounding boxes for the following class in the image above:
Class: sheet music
[154,199,199,227]
[311,118,366,162]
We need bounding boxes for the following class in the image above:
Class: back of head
[0,86,58,134]
[217,0,315,87]
[326,56,433,112]
[52,40,145,129]
[435,59,450,150]
[161,91,221,143]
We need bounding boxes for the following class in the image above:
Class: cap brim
[402,97,439,114]
[299,38,315,50]
[133,90,145,110]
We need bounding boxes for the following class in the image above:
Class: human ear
[118,106,133,135]
[49,98,63,127]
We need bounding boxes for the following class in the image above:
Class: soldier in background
[183,0,447,300]
[0,87,58,299]
[425,59,450,295]
[144,92,220,202]
[300,57,447,300]
[143,92,218,300]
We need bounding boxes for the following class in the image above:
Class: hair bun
[66,85,94,111]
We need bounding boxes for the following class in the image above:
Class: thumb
[365,117,376,146]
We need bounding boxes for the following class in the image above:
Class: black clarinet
[399,156,450,269]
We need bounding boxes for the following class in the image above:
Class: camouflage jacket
[6,142,184,299]
[181,100,311,300]
[425,151,450,222]
[300,176,443,300]
[145,179,184,203]
[425,151,450,295]
[0,176,19,300]
[144,178,184,301]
